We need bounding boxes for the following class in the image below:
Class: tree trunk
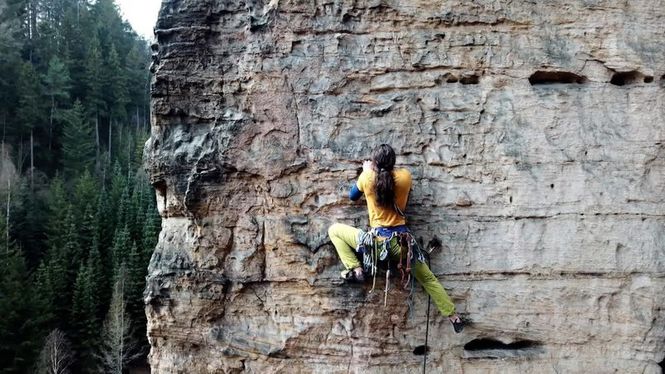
[108,119,112,161]
[17,136,23,176]
[6,177,10,252]
[30,130,34,190]
[49,95,55,151]
[96,111,100,156]
[2,114,5,167]
[118,124,123,161]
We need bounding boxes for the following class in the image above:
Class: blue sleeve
[349,183,363,201]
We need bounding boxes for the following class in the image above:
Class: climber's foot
[449,314,464,333]
[341,267,365,283]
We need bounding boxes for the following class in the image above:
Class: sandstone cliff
[145,1,665,372]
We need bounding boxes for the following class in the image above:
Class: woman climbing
[328,144,464,333]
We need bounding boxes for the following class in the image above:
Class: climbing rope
[423,254,432,374]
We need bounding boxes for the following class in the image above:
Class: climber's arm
[350,163,373,201]
[349,183,363,201]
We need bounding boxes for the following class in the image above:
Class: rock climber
[328,143,464,333]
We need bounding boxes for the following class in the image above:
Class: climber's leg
[328,223,362,270]
[412,261,456,317]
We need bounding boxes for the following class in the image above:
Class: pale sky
[116,0,162,40]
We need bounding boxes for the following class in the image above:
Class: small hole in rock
[610,71,642,86]
[464,339,541,351]
[644,76,654,83]
[153,180,167,208]
[529,71,586,85]
[462,154,467,159]
[509,196,513,203]
[460,74,479,85]
[550,184,554,189]
[413,345,429,355]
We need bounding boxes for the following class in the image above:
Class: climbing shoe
[341,269,365,283]
[449,315,464,333]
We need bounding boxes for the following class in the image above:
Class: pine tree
[46,174,69,250]
[0,7,22,127]
[111,225,130,275]
[70,260,100,371]
[34,261,55,327]
[94,186,114,263]
[125,42,150,131]
[16,60,42,139]
[34,241,70,331]
[15,61,43,177]
[42,56,71,151]
[116,184,131,233]
[84,34,104,155]
[0,246,40,373]
[126,241,148,355]
[105,44,128,123]
[88,236,108,321]
[109,161,125,227]
[78,203,95,256]
[126,242,144,321]
[132,195,144,245]
[10,178,47,268]
[73,170,99,218]
[61,206,82,278]
[61,100,95,176]
[142,198,160,264]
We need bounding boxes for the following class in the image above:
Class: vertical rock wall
[145,1,665,372]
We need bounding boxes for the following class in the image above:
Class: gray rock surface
[145,1,665,372]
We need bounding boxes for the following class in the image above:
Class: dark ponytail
[372,144,396,207]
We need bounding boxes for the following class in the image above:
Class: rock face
[144,1,665,372]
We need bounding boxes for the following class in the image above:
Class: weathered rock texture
[145,1,665,372]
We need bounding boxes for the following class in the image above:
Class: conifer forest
[0,0,157,372]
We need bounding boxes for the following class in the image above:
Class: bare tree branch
[97,265,142,374]
[36,329,74,374]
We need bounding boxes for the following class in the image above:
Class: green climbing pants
[328,223,456,317]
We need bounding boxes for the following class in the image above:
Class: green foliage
[95,186,114,262]
[46,174,69,250]
[10,178,48,267]
[142,198,160,262]
[15,61,42,138]
[84,35,104,118]
[111,225,130,275]
[106,44,129,121]
[43,56,71,109]
[73,170,99,217]
[0,1,157,371]
[71,260,100,370]
[0,246,41,373]
[61,100,95,176]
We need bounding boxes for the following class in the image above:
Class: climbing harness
[355,228,426,306]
